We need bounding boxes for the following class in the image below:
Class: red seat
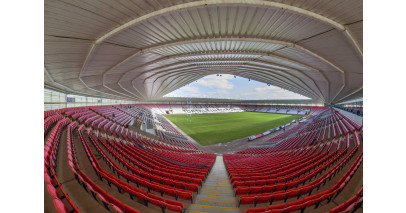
[267,208,288,213]
[263,185,275,193]
[133,192,148,203]
[250,186,262,194]
[53,199,69,213]
[182,176,192,183]
[255,194,271,205]
[139,179,149,188]
[239,195,256,206]
[163,178,174,186]
[47,184,60,199]
[286,180,298,189]
[236,186,250,195]
[298,185,313,196]
[165,199,184,209]
[270,192,285,204]
[112,204,124,213]
[149,183,163,194]
[286,200,303,212]
[266,203,286,211]
[185,183,198,192]
[163,187,177,198]
[177,190,192,201]
[165,199,184,213]
[246,207,266,213]
[44,173,53,185]
[274,183,286,191]
[246,180,256,186]
[122,204,142,213]
[166,203,183,213]
[302,194,320,209]
[173,181,185,190]
[148,197,165,209]
[234,181,244,187]
[191,178,202,185]
[285,189,300,201]
[302,200,315,210]
[277,177,286,183]
[151,175,163,183]
[266,179,277,185]
[256,179,267,186]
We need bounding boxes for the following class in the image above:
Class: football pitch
[165,112,303,146]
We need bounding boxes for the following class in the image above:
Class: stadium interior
[44,1,364,213]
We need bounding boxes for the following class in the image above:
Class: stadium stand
[146,104,308,116]
[220,108,362,213]
[45,104,362,213]
[44,105,221,212]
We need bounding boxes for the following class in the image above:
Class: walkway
[189,155,239,213]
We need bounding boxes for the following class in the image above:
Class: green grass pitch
[164,112,303,146]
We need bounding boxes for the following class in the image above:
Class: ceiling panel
[44,0,363,103]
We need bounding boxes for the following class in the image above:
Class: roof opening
[164,74,310,100]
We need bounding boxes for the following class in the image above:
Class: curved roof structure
[45,0,362,104]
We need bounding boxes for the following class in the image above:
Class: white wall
[44,89,67,111]
[44,88,135,111]
[334,107,363,126]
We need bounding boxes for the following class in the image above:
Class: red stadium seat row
[232,149,345,192]
[44,104,219,213]
[103,135,209,180]
[91,110,200,153]
[72,124,185,212]
[67,122,142,213]
[44,113,64,135]
[230,139,334,174]
[237,109,358,155]
[45,118,80,213]
[44,110,58,119]
[329,187,363,213]
[229,145,331,180]
[78,105,199,153]
[87,130,201,194]
[120,140,213,172]
[244,151,362,213]
[235,144,355,198]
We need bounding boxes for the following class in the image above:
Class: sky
[164,74,310,100]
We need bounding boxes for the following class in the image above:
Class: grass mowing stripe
[165,112,303,146]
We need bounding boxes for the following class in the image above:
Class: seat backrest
[166,203,182,213]
[267,203,286,211]
[47,184,59,199]
[44,173,53,185]
[165,199,184,209]
[148,193,164,202]
[53,199,69,213]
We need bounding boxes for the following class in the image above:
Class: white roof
[45,0,362,104]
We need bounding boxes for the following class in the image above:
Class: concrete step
[188,155,239,213]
